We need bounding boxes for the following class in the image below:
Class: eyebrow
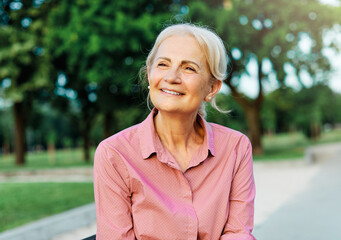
[156,57,201,70]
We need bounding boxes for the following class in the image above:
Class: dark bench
[82,235,96,240]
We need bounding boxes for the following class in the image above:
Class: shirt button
[184,192,192,200]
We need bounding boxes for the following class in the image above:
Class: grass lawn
[0,182,94,232]
[0,148,95,172]
[254,128,341,161]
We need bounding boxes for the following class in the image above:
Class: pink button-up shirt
[94,109,256,239]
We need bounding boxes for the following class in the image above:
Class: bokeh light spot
[271,45,282,57]
[286,33,295,42]
[239,16,248,25]
[231,47,242,60]
[287,50,295,59]
[21,17,32,28]
[1,78,11,88]
[124,57,133,66]
[252,19,263,30]
[264,19,273,29]
[88,92,97,102]
[9,1,23,10]
[309,12,317,20]
[57,73,67,87]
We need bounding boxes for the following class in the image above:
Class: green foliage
[261,84,341,138]
[0,1,52,103]
[262,87,297,132]
[44,0,177,154]
[45,0,172,97]
[0,182,93,231]
[292,84,340,137]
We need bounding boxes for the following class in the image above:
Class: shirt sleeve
[93,142,136,240]
[220,137,256,240]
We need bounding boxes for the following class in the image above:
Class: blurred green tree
[293,84,340,140]
[0,0,53,165]
[45,0,174,161]
[187,0,340,154]
[0,107,14,155]
[262,87,296,134]
[261,84,341,140]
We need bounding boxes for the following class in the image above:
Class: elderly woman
[94,23,256,239]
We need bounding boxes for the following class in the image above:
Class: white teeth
[162,89,181,95]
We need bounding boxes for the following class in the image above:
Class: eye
[184,65,197,73]
[186,66,195,71]
[157,62,168,68]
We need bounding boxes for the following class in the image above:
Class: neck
[154,110,204,151]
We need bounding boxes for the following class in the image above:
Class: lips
[161,89,184,96]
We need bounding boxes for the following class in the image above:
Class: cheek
[148,70,162,86]
[194,78,210,97]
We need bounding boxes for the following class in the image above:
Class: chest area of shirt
[129,157,234,239]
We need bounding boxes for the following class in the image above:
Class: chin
[155,105,183,113]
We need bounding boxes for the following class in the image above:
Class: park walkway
[1,142,341,239]
[0,167,93,182]
[253,145,341,239]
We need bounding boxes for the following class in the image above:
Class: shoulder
[98,123,140,151]
[94,123,142,166]
[94,123,143,175]
[208,123,253,175]
[207,122,252,161]
[209,122,250,145]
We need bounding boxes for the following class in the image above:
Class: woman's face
[148,35,219,116]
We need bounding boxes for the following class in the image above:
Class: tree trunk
[104,112,113,139]
[225,57,265,155]
[244,105,263,155]
[13,102,26,165]
[82,112,91,163]
[310,123,321,142]
[3,141,10,156]
[48,143,55,164]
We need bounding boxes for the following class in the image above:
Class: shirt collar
[138,108,215,160]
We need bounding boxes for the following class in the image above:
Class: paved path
[253,149,341,239]
[0,168,93,182]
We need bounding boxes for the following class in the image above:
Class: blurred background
[0,0,341,238]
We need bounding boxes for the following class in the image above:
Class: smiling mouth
[161,89,183,96]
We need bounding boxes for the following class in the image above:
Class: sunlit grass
[254,129,341,161]
[0,182,94,232]
[0,148,95,171]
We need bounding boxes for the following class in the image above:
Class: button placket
[181,174,198,239]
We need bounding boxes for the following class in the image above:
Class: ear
[205,80,222,102]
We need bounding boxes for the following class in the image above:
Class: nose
[164,67,181,84]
